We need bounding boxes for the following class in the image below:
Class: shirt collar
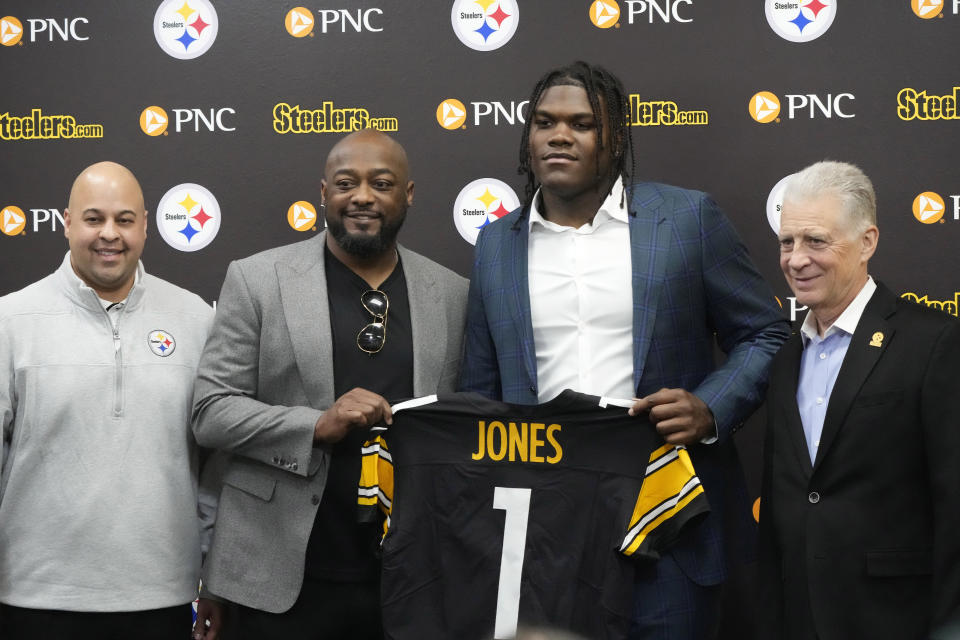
[528,176,628,232]
[64,254,143,308]
[800,276,876,344]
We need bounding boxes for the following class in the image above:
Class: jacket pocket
[222,462,277,501]
[865,549,932,577]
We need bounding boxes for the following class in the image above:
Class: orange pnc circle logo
[139,106,169,136]
[749,91,781,123]
[285,7,314,37]
[589,0,620,28]
[287,201,318,231]
[2,205,26,236]
[1,16,23,46]
[912,0,944,18]
[913,191,945,224]
[436,99,467,130]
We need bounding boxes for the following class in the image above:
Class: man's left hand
[629,388,715,446]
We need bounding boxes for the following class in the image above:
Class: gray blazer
[192,233,468,612]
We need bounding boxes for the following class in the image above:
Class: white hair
[783,160,876,234]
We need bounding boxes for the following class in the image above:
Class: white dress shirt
[528,177,634,402]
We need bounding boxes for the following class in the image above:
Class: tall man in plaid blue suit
[459,62,790,639]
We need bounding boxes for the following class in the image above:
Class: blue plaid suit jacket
[459,181,789,585]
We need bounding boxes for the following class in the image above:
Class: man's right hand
[313,387,393,444]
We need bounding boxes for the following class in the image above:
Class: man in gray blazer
[190,129,468,640]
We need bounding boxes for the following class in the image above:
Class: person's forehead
[535,84,594,112]
[782,194,843,220]
[326,137,404,173]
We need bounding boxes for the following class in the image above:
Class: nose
[787,245,811,271]
[351,181,375,207]
[99,218,120,242]
[547,122,573,147]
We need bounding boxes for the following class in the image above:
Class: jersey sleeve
[619,444,709,558]
[358,429,394,540]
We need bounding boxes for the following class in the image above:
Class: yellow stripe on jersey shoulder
[619,444,706,557]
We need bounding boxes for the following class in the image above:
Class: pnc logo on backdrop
[139,105,236,136]
[0,205,67,235]
[590,0,694,28]
[285,6,383,36]
[910,191,960,226]
[0,14,89,46]
[287,201,319,232]
[748,90,854,122]
[1,206,26,236]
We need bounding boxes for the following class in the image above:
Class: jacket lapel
[276,234,335,413]
[507,208,538,389]
[813,284,896,472]
[777,332,815,477]
[628,189,669,392]
[402,246,446,396]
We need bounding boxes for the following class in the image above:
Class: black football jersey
[358,390,708,640]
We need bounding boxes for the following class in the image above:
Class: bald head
[68,161,145,214]
[324,129,410,184]
[64,161,148,302]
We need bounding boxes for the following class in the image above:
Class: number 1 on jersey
[493,486,532,639]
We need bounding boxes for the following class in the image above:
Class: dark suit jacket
[759,282,960,640]
[460,182,789,585]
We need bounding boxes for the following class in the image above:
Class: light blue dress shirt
[796,277,876,463]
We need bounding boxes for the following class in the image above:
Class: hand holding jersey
[314,387,393,444]
[629,388,716,446]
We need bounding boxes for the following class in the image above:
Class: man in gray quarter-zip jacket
[0,162,214,640]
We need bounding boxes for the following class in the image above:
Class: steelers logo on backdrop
[287,201,318,231]
[765,0,836,43]
[1,16,23,46]
[437,99,467,130]
[913,191,945,224]
[285,7,314,37]
[154,0,219,60]
[453,178,520,244]
[156,183,221,251]
[147,330,176,357]
[749,91,781,123]
[451,0,519,51]
[912,0,943,18]
[2,206,26,236]
[589,0,621,28]
[766,174,794,235]
[139,106,169,136]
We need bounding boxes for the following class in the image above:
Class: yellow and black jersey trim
[358,429,394,539]
[619,444,706,557]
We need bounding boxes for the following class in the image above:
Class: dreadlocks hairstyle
[518,61,635,208]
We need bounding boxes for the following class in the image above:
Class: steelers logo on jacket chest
[147,330,176,357]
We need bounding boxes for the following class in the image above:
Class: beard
[326,209,407,259]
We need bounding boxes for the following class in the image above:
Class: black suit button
[529,386,536,394]
[311,494,321,506]
[808,491,820,504]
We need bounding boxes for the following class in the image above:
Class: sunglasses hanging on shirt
[357,289,388,354]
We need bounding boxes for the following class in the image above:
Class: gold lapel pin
[869,331,884,348]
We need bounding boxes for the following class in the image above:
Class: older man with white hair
[759,160,960,640]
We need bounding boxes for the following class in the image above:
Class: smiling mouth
[93,248,124,257]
